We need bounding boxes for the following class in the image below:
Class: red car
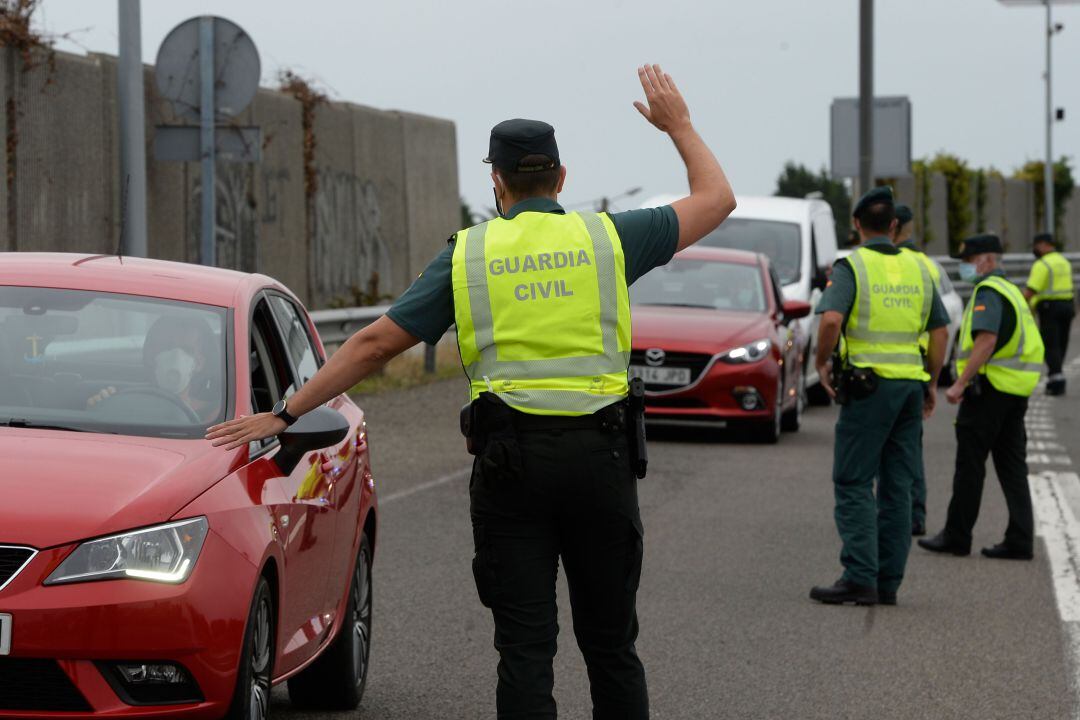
[630,246,811,442]
[0,254,376,719]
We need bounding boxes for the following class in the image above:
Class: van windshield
[0,287,228,439]
[699,219,802,285]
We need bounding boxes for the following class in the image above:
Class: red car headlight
[44,517,209,585]
[719,338,772,364]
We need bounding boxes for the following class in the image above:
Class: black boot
[912,519,926,537]
[917,531,971,556]
[809,579,878,606]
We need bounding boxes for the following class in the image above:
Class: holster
[461,392,517,456]
[832,352,879,405]
[627,377,648,479]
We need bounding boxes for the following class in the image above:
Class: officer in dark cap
[810,186,950,606]
[890,203,949,536]
[207,65,736,719]
[1024,232,1075,395]
[920,235,1045,560]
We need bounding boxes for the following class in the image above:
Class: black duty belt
[510,401,628,433]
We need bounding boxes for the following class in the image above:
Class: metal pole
[1044,0,1055,235]
[199,16,216,266]
[858,0,874,196]
[117,0,147,256]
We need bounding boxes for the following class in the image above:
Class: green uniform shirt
[816,236,950,330]
[387,198,679,344]
[969,269,1017,354]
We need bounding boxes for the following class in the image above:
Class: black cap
[1034,232,1055,247]
[895,203,914,227]
[483,119,560,173]
[852,186,894,218]
[957,233,1004,259]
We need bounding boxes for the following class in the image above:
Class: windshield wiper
[639,302,717,310]
[1,418,106,433]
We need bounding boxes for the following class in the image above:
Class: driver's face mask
[154,348,197,394]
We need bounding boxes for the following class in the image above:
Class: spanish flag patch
[974,305,986,312]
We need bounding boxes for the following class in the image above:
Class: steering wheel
[96,386,201,424]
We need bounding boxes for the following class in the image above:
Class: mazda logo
[644,348,666,367]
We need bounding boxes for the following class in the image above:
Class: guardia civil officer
[1024,232,1075,396]
[206,65,735,719]
[919,235,1045,560]
[891,203,948,537]
[810,187,950,607]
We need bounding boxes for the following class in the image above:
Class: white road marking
[1033,471,1080,622]
[380,466,472,505]
[1030,441,1067,452]
[1030,454,1074,467]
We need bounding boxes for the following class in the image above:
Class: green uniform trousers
[833,378,924,593]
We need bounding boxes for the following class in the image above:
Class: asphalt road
[274,331,1080,719]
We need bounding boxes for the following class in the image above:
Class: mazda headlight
[45,517,208,585]
[720,339,771,364]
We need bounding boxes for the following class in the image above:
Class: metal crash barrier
[310,305,441,372]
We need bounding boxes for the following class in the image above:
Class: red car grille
[630,350,713,392]
[0,658,92,712]
[0,546,34,591]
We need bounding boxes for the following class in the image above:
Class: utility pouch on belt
[832,351,878,405]
[628,377,648,479]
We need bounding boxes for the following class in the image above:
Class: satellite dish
[155,16,261,121]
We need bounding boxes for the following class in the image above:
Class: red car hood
[0,429,242,549]
[631,305,774,355]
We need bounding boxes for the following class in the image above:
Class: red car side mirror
[781,299,812,320]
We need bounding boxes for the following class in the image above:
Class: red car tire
[225,576,274,720]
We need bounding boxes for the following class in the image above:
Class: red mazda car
[0,254,376,719]
[630,246,811,442]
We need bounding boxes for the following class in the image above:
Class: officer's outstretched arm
[207,316,420,449]
[634,64,735,251]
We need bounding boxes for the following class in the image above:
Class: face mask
[154,348,197,394]
[958,262,979,283]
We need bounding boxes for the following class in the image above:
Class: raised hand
[633,64,691,135]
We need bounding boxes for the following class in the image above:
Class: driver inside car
[87,315,221,423]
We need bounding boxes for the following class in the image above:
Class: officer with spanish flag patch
[919,234,1045,560]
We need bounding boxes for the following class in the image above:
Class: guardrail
[932,252,1080,303]
[309,304,441,373]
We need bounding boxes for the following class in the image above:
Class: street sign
[154,126,262,163]
[830,96,912,178]
[154,16,260,121]
[153,16,262,268]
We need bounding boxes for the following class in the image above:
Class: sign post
[154,16,262,267]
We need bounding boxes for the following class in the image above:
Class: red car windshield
[632,259,766,313]
[0,286,228,439]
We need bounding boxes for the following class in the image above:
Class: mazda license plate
[629,365,691,386]
[0,613,11,655]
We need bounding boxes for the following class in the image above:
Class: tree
[774,163,850,242]
[926,152,973,256]
[1013,158,1075,240]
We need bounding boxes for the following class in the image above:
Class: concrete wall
[0,48,459,309]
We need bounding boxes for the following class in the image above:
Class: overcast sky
[37,0,1080,215]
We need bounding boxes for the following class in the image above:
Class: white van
[640,195,839,403]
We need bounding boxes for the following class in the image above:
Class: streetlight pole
[858,0,874,197]
[1044,0,1055,235]
[117,0,147,256]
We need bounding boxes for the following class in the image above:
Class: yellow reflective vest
[1027,251,1074,306]
[957,275,1044,397]
[451,211,632,416]
[844,246,933,381]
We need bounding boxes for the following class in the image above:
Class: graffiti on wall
[312,170,393,301]
[189,164,259,272]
